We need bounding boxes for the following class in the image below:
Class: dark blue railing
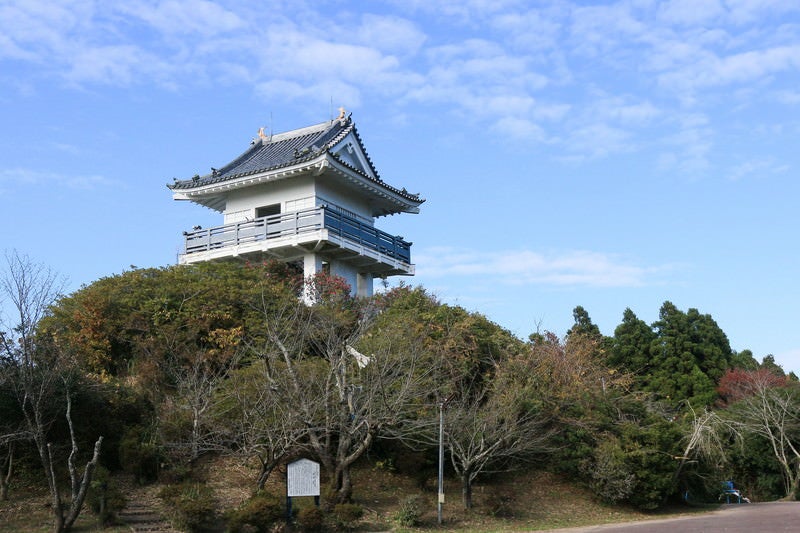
[182,206,411,263]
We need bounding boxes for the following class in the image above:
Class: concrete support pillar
[303,254,322,279]
[356,272,373,298]
[303,254,322,304]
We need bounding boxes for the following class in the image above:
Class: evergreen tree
[567,305,602,340]
[608,308,655,381]
[648,302,733,406]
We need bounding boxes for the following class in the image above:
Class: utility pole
[438,400,445,524]
[438,393,454,525]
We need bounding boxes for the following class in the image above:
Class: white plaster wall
[221,172,378,226]
[316,180,373,221]
[330,260,368,297]
[224,177,315,223]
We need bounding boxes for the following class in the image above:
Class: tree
[444,351,554,509]
[1,251,103,532]
[253,274,432,503]
[158,345,241,464]
[40,261,296,472]
[0,363,23,501]
[647,302,733,406]
[567,305,602,340]
[608,308,656,379]
[723,370,800,499]
[40,260,297,382]
[213,361,308,490]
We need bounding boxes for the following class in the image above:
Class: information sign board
[287,459,320,497]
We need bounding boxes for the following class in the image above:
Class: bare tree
[444,352,555,509]
[1,251,103,532]
[159,348,239,464]
[0,348,26,501]
[724,371,800,500]
[670,404,740,497]
[215,360,308,490]
[254,274,432,503]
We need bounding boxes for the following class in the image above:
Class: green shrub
[296,506,326,532]
[392,495,422,527]
[118,426,161,483]
[159,482,216,532]
[88,466,127,525]
[484,493,514,518]
[332,503,363,531]
[226,492,285,533]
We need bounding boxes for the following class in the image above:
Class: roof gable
[168,113,424,215]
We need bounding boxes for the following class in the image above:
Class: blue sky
[2,1,799,371]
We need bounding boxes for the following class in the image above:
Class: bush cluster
[226,492,285,533]
[393,495,422,526]
[332,503,363,530]
[295,506,325,532]
[87,466,127,525]
[159,482,217,532]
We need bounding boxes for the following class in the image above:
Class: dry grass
[199,456,710,532]
[1,458,711,532]
[0,480,128,533]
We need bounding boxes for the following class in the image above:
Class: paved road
[544,502,800,532]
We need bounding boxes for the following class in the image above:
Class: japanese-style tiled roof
[168,114,423,205]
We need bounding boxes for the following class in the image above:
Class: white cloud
[658,113,714,174]
[117,0,244,36]
[490,116,545,142]
[725,0,800,25]
[491,6,565,52]
[657,44,800,98]
[0,168,115,190]
[66,45,166,86]
[415,247,660,288]
[390,0,523,25]
[657,0,725,25]
[356,14,426,55]
[569,3,648,58]
[256,79,363,109]
[774,90,800,104]
[563,123,633,159]
[2,0,799,161]
[727,158,790,181]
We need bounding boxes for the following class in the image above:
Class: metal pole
[438,401,444,525]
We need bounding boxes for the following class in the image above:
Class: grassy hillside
[0,455,713,532]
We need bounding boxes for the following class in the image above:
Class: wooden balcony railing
[182,206,411,263]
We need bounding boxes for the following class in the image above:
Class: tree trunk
[256,458,277,491]
[333,464,353,504]
[43,442,65,533]
[327,465,352,504]
[0,444,12,501]
[462,471,473,509]
[63,436,103,531]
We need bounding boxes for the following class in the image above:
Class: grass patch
[1,458,718,532]
[0,480,129,532]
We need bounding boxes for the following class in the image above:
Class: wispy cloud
[415,246,671,289]
[0,168,116,190]
[117,0,245,37]
[1,0,798,166]
[727,158,790,181]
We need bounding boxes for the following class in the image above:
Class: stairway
[116,477,180,532]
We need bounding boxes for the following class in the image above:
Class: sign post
[286,459,321,522]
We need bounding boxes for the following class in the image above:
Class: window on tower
[256,204,281,218]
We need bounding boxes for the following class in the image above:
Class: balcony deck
[179,206,413,275]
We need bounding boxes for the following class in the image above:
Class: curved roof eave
[323,156,425,215]
[172,152,424,215]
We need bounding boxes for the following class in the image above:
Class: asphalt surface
[544,502,800,532]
